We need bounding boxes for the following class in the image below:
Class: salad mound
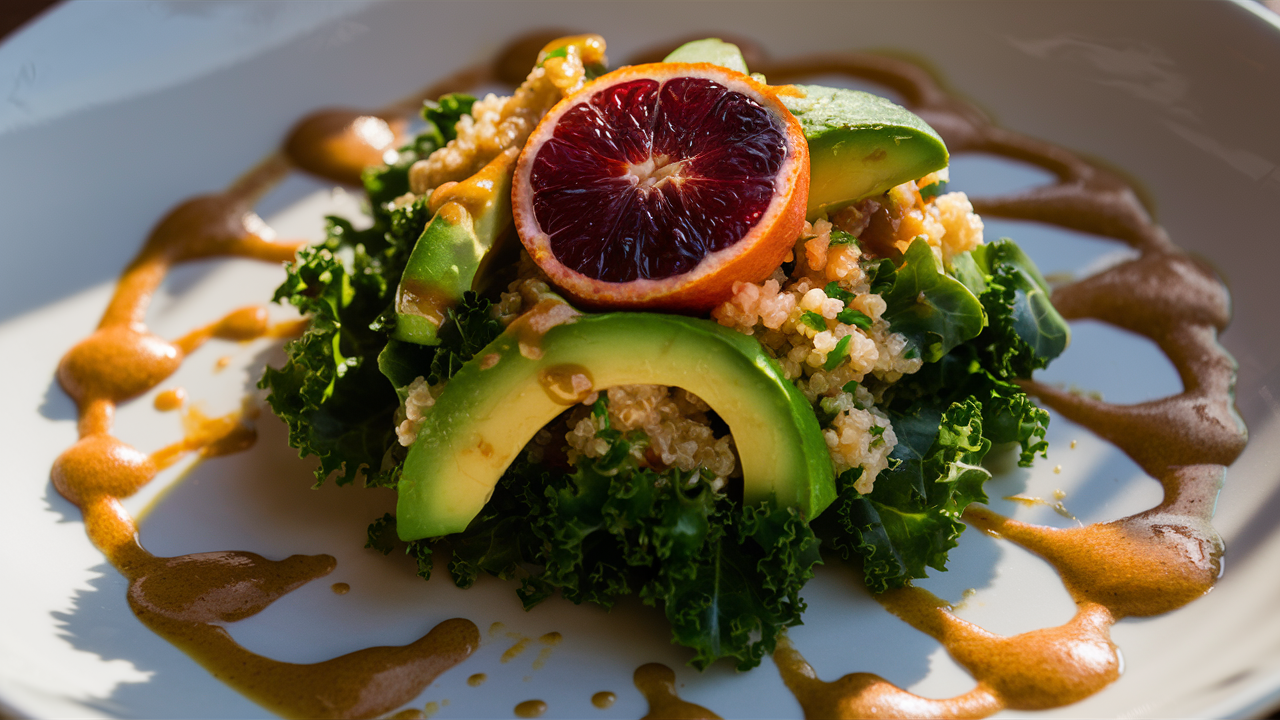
[260,36,1069,670]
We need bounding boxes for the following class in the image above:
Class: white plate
[4,2,1280,718]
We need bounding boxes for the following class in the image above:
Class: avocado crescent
[395,310,836,540]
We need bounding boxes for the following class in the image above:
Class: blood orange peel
[512,62,809,313]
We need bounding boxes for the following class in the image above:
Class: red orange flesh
[513,62,809,312]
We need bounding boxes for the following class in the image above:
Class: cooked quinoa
[407,46,592,196]
[395,376,443,447]
[565,386,738,490]
[396,177,984,495]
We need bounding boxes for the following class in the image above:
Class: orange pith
[512,62,809,313]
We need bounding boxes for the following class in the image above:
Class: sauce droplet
[537,364,594,405]
[331,582,350,595]
[284,109,404,186]
[502,636,532,663]
[514,699,548,718]
[154,387,186,412]
[591,691,616,709]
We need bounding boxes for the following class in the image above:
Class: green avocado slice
[396,311,835,540]
[660,39,949,219]
[779,85,949,218]
[663,38,751,75]
[392,147,518,346]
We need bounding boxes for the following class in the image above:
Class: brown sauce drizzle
[284,110,405,187]
[51,70,485,719]
[50,30,1242,720]
[591,690,617,709]
[722,43,1244,719]
[633,663,721,720]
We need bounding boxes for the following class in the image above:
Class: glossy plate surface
[3,2,1280,718]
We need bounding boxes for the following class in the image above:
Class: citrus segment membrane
[514,63,808,312]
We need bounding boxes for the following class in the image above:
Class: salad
[260,35,1070,671]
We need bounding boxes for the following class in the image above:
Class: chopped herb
[842,380,860,394]
[823,281,855,305]
[920,179,949,200]
[829,230,859,246]
[837,308,873,330]
[539,45,569,66]
[591,396,612,430]
[823,335,852,371]
[800,311,828,332]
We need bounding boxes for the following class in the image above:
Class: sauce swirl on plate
[49,32,1241,719]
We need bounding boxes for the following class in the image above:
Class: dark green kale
[260,122,451,486]
[378,427,820,671]
[814,235,1063,591]
[967,239,1070,379]
[879,238,986,363]
[258,217,404,486]
[516,434,820,670]
[818,398,990,593]
[422,94,475,146]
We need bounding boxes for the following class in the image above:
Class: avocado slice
[396,311,835,540]
[660,40,949,219]
[392,146,519,345]
[663,38,750,75]
[778,85,949,218]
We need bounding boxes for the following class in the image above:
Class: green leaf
[421,93,475,145]
[880,238,986,363]
[829,230,859,247]
[919,179,948,200]
[837,308,872,330]
[823,335,852,370]
[800,311,827,332]
[817,398,992,593]
[823,281,855,304]
[365,513,399,555]
[259,219,406,486]
[970,239,1071,378]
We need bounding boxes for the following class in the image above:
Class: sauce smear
[52,104,481,719]
[706,40,1244,720]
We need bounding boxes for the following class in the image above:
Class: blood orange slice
[512,62,808,312]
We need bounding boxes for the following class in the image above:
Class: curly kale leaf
[967,239,1070,379]
[428,292,506,384]
[889,343,1049,468]
[661,501,820,670]
[438,434,822,671]
[446,458,546,588]
[259,217,404,486]
[819,398,990,593]
[262,104,459,488]
[880,238,986,362]
[422,93,475,146]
